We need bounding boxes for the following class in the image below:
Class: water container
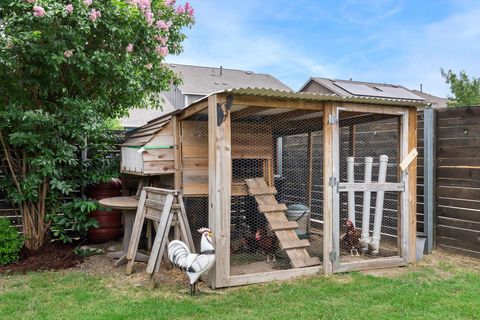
[86,178,122,243]
[286,204,311,239]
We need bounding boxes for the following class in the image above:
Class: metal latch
[329,176,339,193]
[329,251,337,262]
[328,114,338,124]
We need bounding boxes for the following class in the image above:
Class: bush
[0,218,24,266]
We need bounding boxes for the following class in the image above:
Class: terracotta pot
[86,179,123,243]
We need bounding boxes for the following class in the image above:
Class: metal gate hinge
[329,251,337,262]
[328,114,338,124]
[329,176,337,187]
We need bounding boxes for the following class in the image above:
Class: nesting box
[121,116,175,175]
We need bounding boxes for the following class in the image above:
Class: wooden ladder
[245,178,321,268]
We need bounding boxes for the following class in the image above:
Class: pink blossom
[25,0,35,3]
[65,4,74,14]
[126,43,134,53]
[64,50,73,58]
[185,2,194,16]
[89,9,101,22]
[165,0,175,6]
[155,46,168,57]
[175,5,185,14]
[83,0,92,6]
[154,35,168,46]
[144,10,154,25]
[33,5,46,17]
[156,20,170,31]
[145,63,153,70]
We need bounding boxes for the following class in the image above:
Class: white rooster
[168,228,216,295]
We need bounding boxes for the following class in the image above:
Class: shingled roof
[169,64,292,94]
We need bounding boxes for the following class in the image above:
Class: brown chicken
[340,219,361,256]
[255,227,279,261]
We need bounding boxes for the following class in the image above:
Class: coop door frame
[329,104,413,273]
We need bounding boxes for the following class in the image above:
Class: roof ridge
[168,63,263,75]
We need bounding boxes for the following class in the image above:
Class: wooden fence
[428,107,480,258]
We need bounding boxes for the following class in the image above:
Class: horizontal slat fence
[433,106,480,258]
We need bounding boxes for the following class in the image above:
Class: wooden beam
[230,106,266,120]
[335,256,407,273]
[233,95,324,111]
[178,100,208,120]
[408,108,418,263]
[323,102,334,275]
[172,115,182,190]
[207,94,231,289]
[339,102,411,115]
[226,265,321,288]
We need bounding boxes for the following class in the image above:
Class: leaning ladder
[245,178,321,268]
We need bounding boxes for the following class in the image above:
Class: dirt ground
[0,242,83,274]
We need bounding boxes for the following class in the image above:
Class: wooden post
[408,108,418,263]
[323,103,334,274]
[207,94,231,288]
[172,115,182,190]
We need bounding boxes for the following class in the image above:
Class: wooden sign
[399,148,418,172]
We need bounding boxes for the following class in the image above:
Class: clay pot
[86,179,122,243]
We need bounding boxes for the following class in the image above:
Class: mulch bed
[0,242,83,274]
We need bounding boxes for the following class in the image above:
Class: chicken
[340,219,361,256]
[255,226,279,261]
[168,228,216,295]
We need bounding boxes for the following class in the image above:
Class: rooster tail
[168,240,190,270]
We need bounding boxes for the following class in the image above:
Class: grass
[0,264,479,319]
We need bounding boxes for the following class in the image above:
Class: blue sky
[168,0,480,97]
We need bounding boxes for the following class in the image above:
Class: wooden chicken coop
[123,88,425,288]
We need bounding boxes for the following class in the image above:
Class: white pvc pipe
[360,157,373,252]
[371,155,389,254]
[347,157,355,226]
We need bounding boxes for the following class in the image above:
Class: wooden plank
[323,102,334,274]
[336,256,407,273]
[436,205,480,222]
[248,187,277,196]
[125,190,148,275]
[280,239,311,250]
[399,148,418,171]
[143,160,175,174]
[437,186,480,201]
[172,115,182,190]
[146,193,175,274]
[269,220,299,231]
[257,203,288,213]
[437,216,480,231]
[226,266,321,288]
[407,108,417,263]
[207,94,231,289]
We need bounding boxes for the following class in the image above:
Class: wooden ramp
[245,178,321,268]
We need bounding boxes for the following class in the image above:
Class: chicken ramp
[245,178,321,268]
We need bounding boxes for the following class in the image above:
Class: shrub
[0,218,24,266]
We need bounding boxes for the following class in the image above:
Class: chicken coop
[124,88,424,288]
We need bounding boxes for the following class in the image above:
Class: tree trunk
[21,181,48,250]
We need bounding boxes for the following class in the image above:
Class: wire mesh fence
[229,108,324,276]
[337,112,401,262]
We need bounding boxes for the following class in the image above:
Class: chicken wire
[337,111,401,262]
[229,108,324,276]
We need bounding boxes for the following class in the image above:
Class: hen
[340,219,361,256]
[255,226,279,261]
[168,228,216,295]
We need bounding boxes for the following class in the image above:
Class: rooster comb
[197,227,211,234]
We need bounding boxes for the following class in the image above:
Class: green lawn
[0,262,479,320]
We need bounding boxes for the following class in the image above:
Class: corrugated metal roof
[169,64,292,95]
[190,87,428,108]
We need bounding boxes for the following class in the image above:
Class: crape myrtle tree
[0,0,194,250]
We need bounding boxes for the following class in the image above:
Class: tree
[441,69,480,107]
[0,0,194,250]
